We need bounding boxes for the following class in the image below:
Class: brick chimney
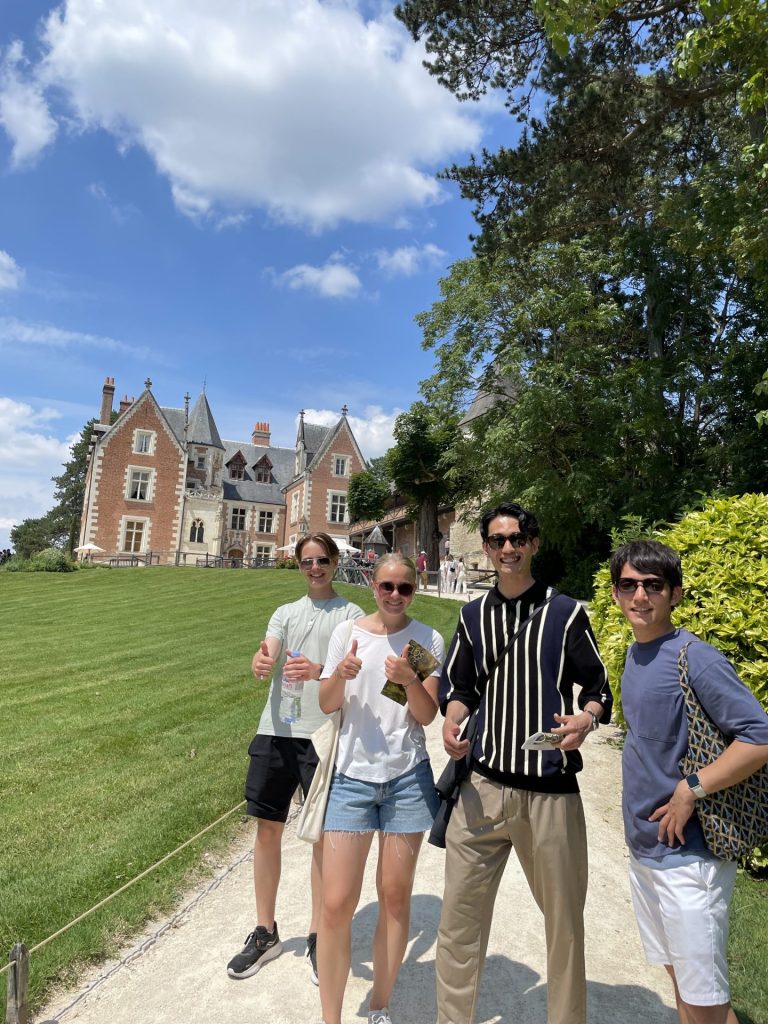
[252,421,271,446]
[118,394,135,417]
[100,377,115,424]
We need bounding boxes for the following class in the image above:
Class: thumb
[350,639,358,657]
[260,640,269,657]
[401,644,410,659]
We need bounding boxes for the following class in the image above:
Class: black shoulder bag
[428,592,558,848]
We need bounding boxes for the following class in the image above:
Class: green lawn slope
[0,567,463,1010]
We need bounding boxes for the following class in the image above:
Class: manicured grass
[731,870,768,1024]
[0,568,464,1011]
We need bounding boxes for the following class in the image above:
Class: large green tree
[10,420,94,558]
[387,402,461,568]
[396,0,768,592]
[49,419,95,553]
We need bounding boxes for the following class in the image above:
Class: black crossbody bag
[428,592,558,848]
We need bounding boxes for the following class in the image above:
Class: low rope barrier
[2,799,247,980]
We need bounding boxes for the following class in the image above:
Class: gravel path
[35,722,677,1024]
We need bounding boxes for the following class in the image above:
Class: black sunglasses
[616,577,667,594]
[299,556,331,568]
[376,580,415,597]
[486,533,530,551]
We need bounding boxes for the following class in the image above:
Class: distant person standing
[439,554,451,593]
[454,556,466,595]
[227,533,363,985]
[415,550,428,590]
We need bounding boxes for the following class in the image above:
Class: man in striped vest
[435,501,612,1024]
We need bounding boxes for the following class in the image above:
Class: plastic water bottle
[278,651,303,724]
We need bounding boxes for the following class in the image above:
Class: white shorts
[628,853,737,1006]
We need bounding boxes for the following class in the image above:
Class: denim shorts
[324,758,439,834]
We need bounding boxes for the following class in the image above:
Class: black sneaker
[305,931,318,986]
[227,923,282,979]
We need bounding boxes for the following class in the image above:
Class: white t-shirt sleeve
[428,628,446,679]
[265,603,286,643]
[321,620,356,679]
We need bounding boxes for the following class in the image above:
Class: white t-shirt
[322,619,445,783]
[257,594,363,739]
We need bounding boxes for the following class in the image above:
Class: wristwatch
[586,710,599,732]
[685,773,707,799]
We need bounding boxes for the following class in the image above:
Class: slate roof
[187,393,224,450]
[303,423,332,465]
[220,440,295,506]
[161,407,186,443]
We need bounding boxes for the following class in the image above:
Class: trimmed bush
[591,493,768,728]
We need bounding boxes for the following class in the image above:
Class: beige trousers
[436,773,588,1024]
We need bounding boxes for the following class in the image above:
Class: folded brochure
[522,731,562,750]
[381,639,439,705]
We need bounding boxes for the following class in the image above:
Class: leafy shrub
[276,557,298,570]
[0,557,31,572]
[591,493,768,728]
[31,547,77,573]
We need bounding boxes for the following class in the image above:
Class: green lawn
[1,569,764,1022]
[0,567,464,1010]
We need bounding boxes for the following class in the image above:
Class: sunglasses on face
[485,533,530,551]
[616,577,667,594]
[299,556,331,569]
[376,580,415,597]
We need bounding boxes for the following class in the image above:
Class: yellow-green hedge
[591,493,768,729]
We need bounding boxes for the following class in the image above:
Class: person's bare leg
[253,818,285,928]
[664,966,738,1024]
[318,831,374,1024]
[369,832,423,1012]
[309,837,323,933]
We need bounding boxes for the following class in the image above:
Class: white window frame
[189,518,205,543]
[258,510,274,533]
[230,506,247,530]
[332,454,348,477]
[121,517,148,553]
[133,429,155,455]
[253,544,273,561]
[126,466,153,502]
[195,451,206,470]
[327,490,348,524]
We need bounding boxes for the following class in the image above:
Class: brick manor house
[78,377,366,564]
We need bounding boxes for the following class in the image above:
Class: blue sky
[0,0,508,551]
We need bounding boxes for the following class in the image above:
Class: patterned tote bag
[678,641,768,864]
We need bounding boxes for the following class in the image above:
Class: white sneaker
[368,1010,392,1024]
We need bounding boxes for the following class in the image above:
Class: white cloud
[35,0,481,229]
[0,397,74,550]
[278,260,362,300]
[0,316,155,360]
[302,404,400,460]
[0,250,25,291]
[0,41,57,167]
[375,242,447,277]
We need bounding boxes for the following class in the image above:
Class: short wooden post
[6,943,29,1024]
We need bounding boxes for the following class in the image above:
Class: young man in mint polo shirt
[611,539,768,1024]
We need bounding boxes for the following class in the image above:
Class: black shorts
[244,734,319,822]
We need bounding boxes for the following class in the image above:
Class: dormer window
[227,451,247,481]
[254,456,272,483]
